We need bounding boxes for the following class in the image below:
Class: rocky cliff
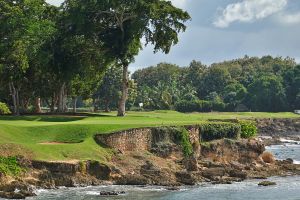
[256,118,300,136]
[1,121,300,199]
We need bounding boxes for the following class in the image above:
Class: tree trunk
[9,82,20,115]
[16,88,20,114]
[72,97,77,113]
[22,98,29,111]
[117,64,128,116]
[57,83,66,113]
[50,93,57,113]
[105,99,110,113]
[34,97,42,113]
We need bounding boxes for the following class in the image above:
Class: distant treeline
[130,56,299,112]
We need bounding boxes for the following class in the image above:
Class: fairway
[0,111,299,162]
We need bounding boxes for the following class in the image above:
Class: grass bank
[0,111,298,162]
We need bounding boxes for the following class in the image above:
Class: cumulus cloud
[279,12,300,24]
[213,0,288,28]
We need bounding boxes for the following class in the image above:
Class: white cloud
[171,0,187,8]
[213,0,288,28]
[279,12,300,24]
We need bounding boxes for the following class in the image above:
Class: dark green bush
[199,100,213,112]
[174,100,199,113]
[212,101,226,111]
[0,156,22,176]
[0,102,11,115]
[175,100,226,112]
[199,122,241,142]
[239,120,257,138]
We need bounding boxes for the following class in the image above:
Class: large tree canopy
[63,0,191,116]
[0,0,57,115]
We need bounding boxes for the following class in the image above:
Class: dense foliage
[199,123,241,142]
[175,128,193,157]
[0,1,298,115]
[132,57,300,112]
[0,0,189,116]
[0,156,22,176]
[239,120,257,139]
[0,102,11,115]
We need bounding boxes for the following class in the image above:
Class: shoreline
[1,118,300,199]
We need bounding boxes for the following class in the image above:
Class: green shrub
[174,100,199,113]
[153,126,193,157]
[0,156,22,176]
[0,102,11,115]
[175,100,225,113]
[212,101,226,111]
[178,128,193,157]
[239,120,257,138]
[130,106,144,112]
[199,122,241,142]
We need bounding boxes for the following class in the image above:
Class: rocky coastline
[0,118,300,199]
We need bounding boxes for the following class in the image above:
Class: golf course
[0,111,298,162]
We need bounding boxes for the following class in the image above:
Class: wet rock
[0,191,36,199]
[258,181,276,186]
[212,180,232,185]
[86,161,111,180]
[166,186,180,191]
[228,170,247,179]
[139,161,179,186]
[175,171,197,185]
[0,181,32,193]
[202,168,225,178]
[116,174,149,185]
[99,191,125,196]
[285,158,294,164]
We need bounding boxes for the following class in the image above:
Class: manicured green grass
[0,111,298,162]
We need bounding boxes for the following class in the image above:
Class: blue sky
[47,0,300,71]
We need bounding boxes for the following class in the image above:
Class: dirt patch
[0,144,34,159]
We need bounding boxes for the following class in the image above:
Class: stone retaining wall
[95,126,200,152]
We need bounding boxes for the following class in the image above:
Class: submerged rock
[258,181,277,186]
[166,186,180,191]
[99,191,125,196]
[0,191,36,199]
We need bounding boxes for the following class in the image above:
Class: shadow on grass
[0,112,113,122]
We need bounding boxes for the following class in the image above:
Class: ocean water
[4,141,300,200]
[29,176,300,200]
[266,141,300,164]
